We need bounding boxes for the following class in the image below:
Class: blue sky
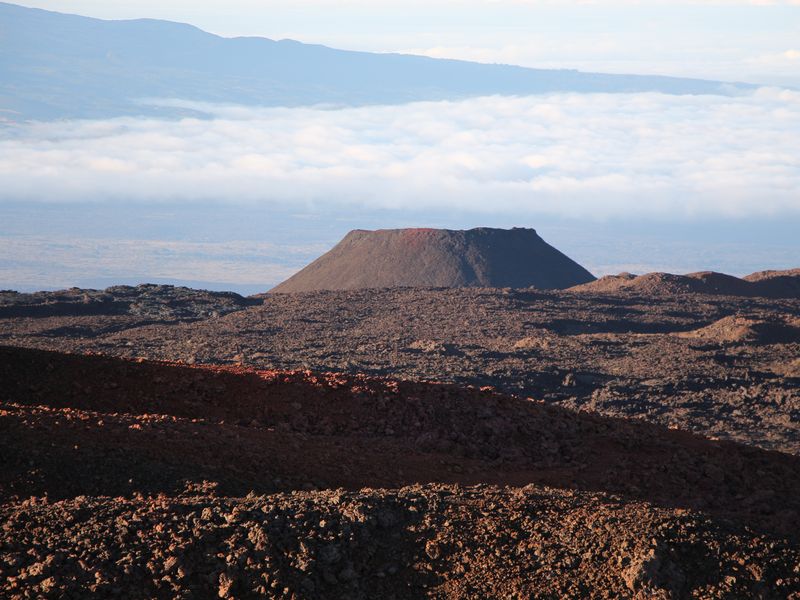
[18,1,800,87]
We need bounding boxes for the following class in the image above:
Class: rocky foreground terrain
[2,346,800,598]
[1,280,799,598]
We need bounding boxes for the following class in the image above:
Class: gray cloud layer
[1,89,799,219]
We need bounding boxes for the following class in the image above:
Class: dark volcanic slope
[272,227,596,292]
[4,345,800,527]
[2,347,800,598]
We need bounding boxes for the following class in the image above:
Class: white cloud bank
[1,88,799,219]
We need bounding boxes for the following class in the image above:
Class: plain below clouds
[1,89,799,219]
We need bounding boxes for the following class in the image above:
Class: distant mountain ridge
[0,2,757,121]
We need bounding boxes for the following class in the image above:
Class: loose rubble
[3,486,799,599]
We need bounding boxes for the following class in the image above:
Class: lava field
[1,282,799,598]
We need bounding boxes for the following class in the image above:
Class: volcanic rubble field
[3,284,798,454]
[1,283,800,598]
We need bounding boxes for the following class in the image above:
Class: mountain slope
[0,2,755,120]
[271,227,596,292]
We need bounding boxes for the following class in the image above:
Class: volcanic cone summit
[272,227,596,292]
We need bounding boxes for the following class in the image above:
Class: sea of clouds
[1,88,799,219]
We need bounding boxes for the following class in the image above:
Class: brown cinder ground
[2,347,800,599]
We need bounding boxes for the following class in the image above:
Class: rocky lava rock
[3,486,799,599]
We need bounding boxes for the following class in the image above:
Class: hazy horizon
[3,202,799,294]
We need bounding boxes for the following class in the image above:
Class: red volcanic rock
[271,227,595,292]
